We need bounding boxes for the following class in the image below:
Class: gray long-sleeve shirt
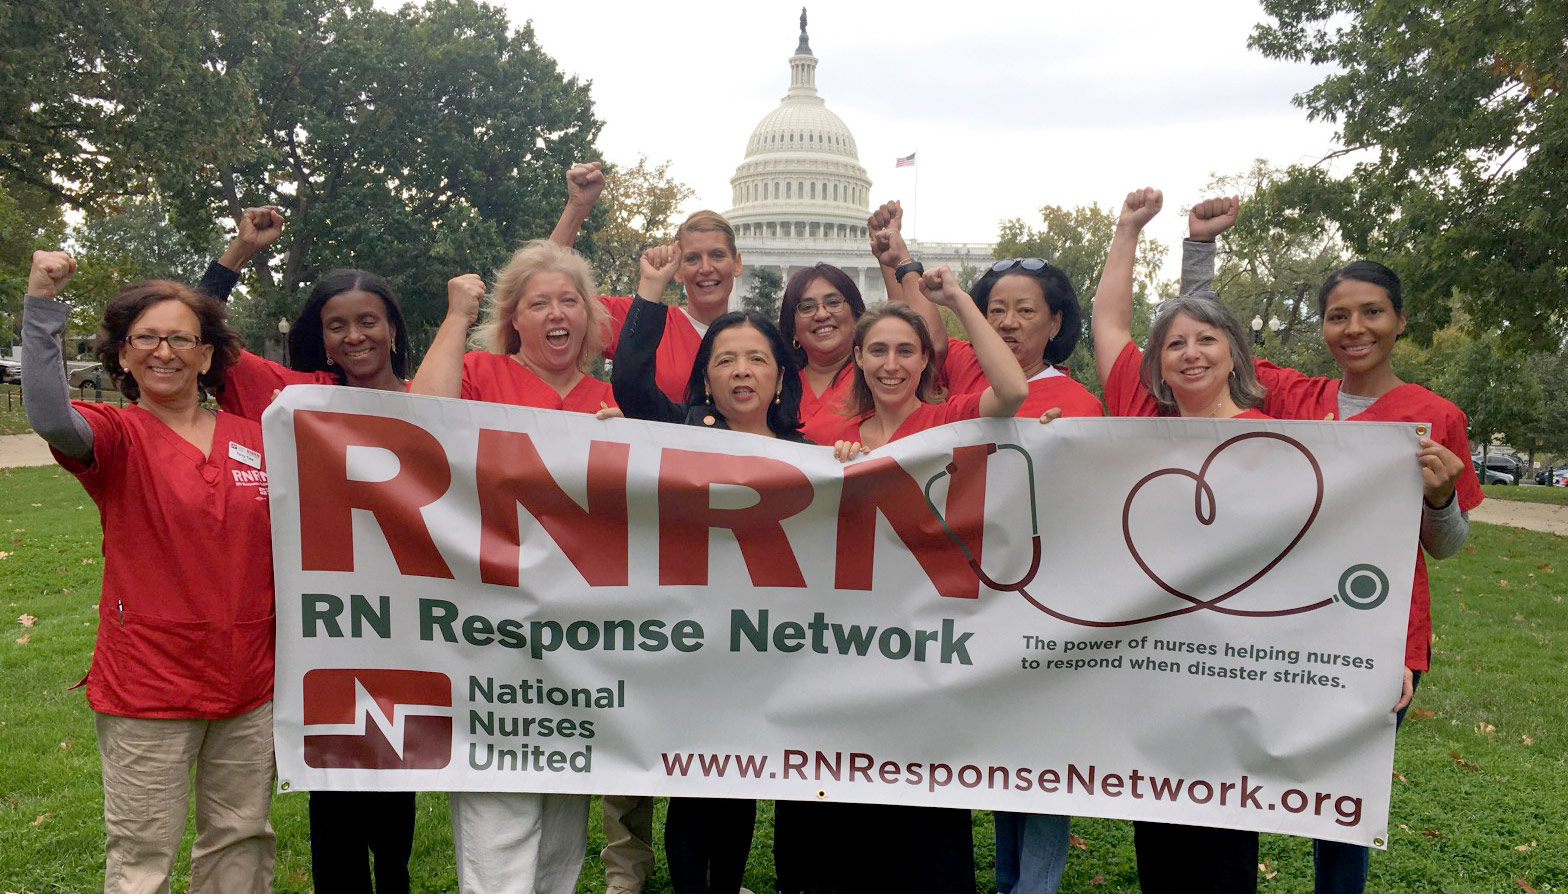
[22,296,94,462]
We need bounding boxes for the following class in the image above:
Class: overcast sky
[476,0,1346,280]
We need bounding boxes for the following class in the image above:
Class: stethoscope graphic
[921,433,1390,629]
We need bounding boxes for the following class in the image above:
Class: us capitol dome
[726,11,993,303]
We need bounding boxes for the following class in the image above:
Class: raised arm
[547,161,606,249]
[920,265,1026,417]
[1091,187,1162,388]
[870,200,948,351]
[21,251,93,462]
[201,206,285,301]
[610,246,684,424]
[1180,195,1237,297]
[408,274,485,397]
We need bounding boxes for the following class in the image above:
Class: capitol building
[725,14,993,304]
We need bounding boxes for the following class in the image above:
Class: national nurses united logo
[303,669,454,770]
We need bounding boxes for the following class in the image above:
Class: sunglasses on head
[991,258,1050,274]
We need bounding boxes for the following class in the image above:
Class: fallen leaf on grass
[1258,859,1278,879]
[1538,563,1554,573]
[59,738,72,751]
[29,503,40,508]
[1514,612,1526,621]
[1409,708,1436,721]
[17,614,36,627]
[31,813,50,826]
[1089,876,1105,886]
[1392,770,1407,782]
[1422,828,1443,838]
[1521,734,1535,746]
[1516,878,1538,894]
[1463,544,1476,553]
[1449,750,1481,771]
[1068,832,1088,851]
[1515,840,1538,851]
[0,551,9,560]
[1476,722,1497,737]
[14,634,28,645]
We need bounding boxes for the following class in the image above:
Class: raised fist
[27,250,77,299]
[1118,187,1163,232]
[237,206,285,252]
[918,265,966,308]
[446,273,487,324]
[638,243,681,297]
[566,161,606,210]
[1188,195,1239,242]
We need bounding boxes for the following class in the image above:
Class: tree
[742,268,783,318]
[587,157,695,297]
[1250,0,1568,350]
[0,177,67,345]
[995,203,1169,392]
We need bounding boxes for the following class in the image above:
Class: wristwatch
[894,259,924,281]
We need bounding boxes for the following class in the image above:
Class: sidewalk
[0,432,55,469]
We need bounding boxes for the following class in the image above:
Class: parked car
[0,358,20,384]
[67,363,107,395]
[1474,460,1514,486]
[1473,453,1522,485]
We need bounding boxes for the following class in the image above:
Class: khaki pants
[96,703,276,894]
[600,795,655,894]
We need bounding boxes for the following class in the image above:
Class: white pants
[449,791,589,894]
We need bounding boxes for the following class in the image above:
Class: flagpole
[912,152,919,243]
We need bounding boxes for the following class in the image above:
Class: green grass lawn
[1483,483,1568,506]
[0,386,32,436]
[2,464,1564,892]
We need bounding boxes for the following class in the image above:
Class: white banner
[264,386,1423,846]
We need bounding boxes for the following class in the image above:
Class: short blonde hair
[472,240,607,370]
[676,210,737,255]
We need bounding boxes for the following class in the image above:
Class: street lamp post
[278,316,291,367]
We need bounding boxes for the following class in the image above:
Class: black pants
[773,801,975,894]
[1134,821,1257,893]
[308,790,416,894]
[665,797,757,894]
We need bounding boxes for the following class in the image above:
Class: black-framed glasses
[125,332,203,352]
[795,295,848,316]
[991,258,1050,274]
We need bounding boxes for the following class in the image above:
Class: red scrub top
[600,295,704,404]
[1105,342,1270,420]
[943,338,1104,419]
[797,364,857,445]
[833,390,986,445]
[460,351,616,413]
[1253,360,1484,670]
[53,403,275,719]
[219,349,337,420]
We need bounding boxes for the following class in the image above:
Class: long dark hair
[1317,261,1403,316]
[778,263,865,368]
[969,261,1082,365]
[684,311,804,436]
[287,269,410,378]
[95,281,243,401]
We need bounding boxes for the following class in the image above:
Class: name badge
[228,442,262,469]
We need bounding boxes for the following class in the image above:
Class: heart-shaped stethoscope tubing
[922,442,1043,592]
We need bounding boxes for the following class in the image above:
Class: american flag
[895,152,916,168]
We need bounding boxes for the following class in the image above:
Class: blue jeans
[994,812,1069,894]
[1314,670,1422,894]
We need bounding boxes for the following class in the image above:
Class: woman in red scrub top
[1180,202,1477,894]
[409,238,613,894]
[21,252,276,894]
[1090,188,1267,894]
[197,207,419,893]
[777,263,867,443]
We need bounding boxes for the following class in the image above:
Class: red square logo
[303,669,453,770]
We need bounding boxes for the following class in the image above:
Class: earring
[326,355,336,367]
[774,387,782,405]
[791,338,800,350]
[390,342,397,355]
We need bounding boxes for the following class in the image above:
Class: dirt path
[1469,497,1568,537]
[0,432,54,469]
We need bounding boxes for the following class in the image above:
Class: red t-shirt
[599,295,704,404]
[834,390,986,445]
[53,404,275,719]
[1253,360,1484,670]
[943,338,1104,419]
[218,350,337,421]
[1102,342,1270,420]
[798,365,857,446]
[460,351,616,413]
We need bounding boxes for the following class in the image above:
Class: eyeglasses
[795,295,848,316]
[125,332,203,351]
[991,258,1050,274]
